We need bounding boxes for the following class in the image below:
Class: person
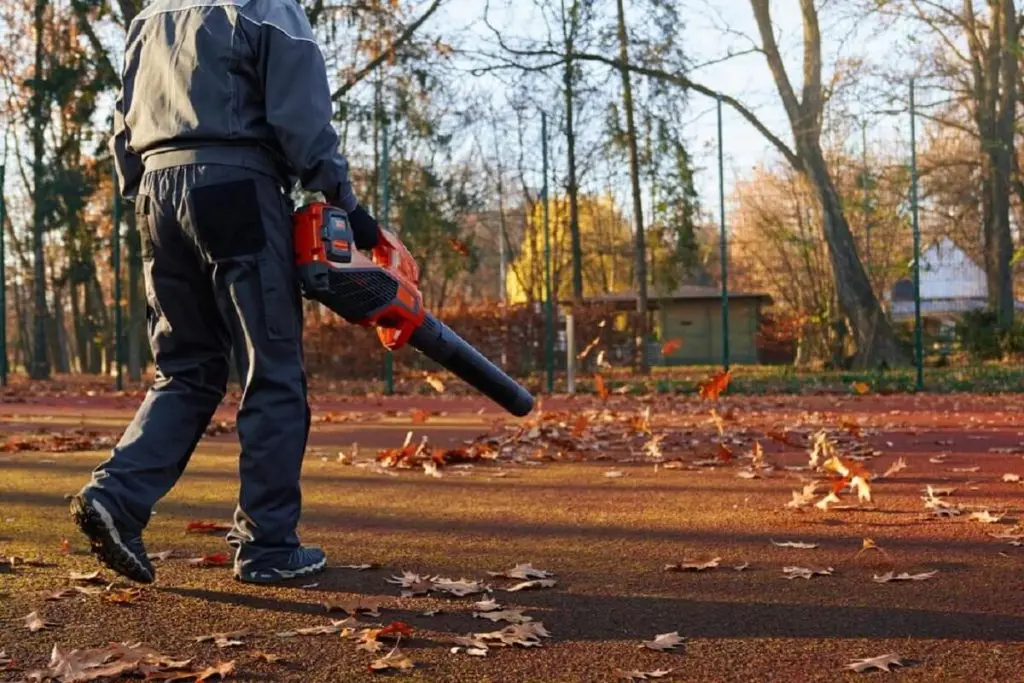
[70,0,386,585]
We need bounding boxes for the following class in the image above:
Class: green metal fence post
[717,95,730,371]
[0,162,6,387]
[909,79,924,391]
[381,114,394,395]
[541,111,554,393]
[112,165,123,390]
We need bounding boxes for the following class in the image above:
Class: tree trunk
[71,281,86,372]
[615,0,650,374]
[989,0,1016,327]
[47,275,70,373]
[799,140,903,365]
[30,0,50,379]
[563,25,584,303]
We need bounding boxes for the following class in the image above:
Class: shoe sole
[234,557,327,584]
[70,497,155,585]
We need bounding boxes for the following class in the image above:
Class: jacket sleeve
[256,2,358,211]
[110,76,143,200]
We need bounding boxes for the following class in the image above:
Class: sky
[0,0,921,230]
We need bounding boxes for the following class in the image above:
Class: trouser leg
[80,173,230,532]
[175,166,310,568]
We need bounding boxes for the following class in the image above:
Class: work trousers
[80,164,311,568]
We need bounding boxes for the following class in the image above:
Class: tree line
[0,0,1021,381]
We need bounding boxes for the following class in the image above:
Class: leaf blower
[292,202,535,418]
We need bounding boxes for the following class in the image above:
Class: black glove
[347,205,382,250]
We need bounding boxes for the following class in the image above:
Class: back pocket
[186,179,266,261]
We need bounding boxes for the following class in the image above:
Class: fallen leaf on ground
[0,650,9,667]
[733,562,751,571]
[338,563,378,571]
[881,458,907,478]
[782,566,833,580]
[369,648,415,672]
[873,570,938,583]
[254,652,287,664]
[505,579,556,592]
[424,374,446,393]
[276,624,340,638]
[148,550,178,562]
[1002,473,1020,483]
[473,609,532,624]
[195,629,249,648]
[473,598,502,612]
[617,669,673,681]
[970,510,1007,524]
[430,577,489,597]
[604,470,625,478]
[488,563,555,580]
[103,587,144,605]
[641,632,685,651]
[186,552,231,567]
[845,653,904,673]
[24,611,58,632]
[27,642,195,682]
[69,570,104,584]
[664,558,720,572]
[771,540,818,549]
[474,622,551,648]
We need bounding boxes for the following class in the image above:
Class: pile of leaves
[23,642,233,682]
[0,428,117,454]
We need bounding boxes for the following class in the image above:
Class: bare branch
[331,0,444,101]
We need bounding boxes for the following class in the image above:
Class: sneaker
[70,494,155,584]
[234,546,327,584]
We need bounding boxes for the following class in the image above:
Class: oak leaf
[698,369,731,400]
[195,629,249,648]
[664,558,720,572]
[24,611,58,632]
[369,648,415,672]
[782,566,833,580]
[771,540,818,549]
[873,570,937,583]
[617,669,673,681]
[185,521,232,534]
[487,563,554,580]
[641,632,685,651]
[505,579,556,592]
[473,609,532,624]
[186,552,231,567]
[844,653,904,673]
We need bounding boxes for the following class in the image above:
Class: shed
[575,286,772,365]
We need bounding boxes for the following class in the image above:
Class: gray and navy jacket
[112,0,357,211]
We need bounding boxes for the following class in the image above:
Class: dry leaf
[254,652,287,664]
[339,563,378,571]
[595,374,610,400]
[604,470,625,478]
[1002,473,1021,483]
[970,510,1006,524]
[24,611,58,632]
[881,458,907,478]
[424,374,446,393]
[661,338,683,355]
[698,369,731,400]
[504,579,556,592]
[474,622,551,648]
[324,598,382,617]
[617,669,673,681]
[733,562,751,571]
[487,563,554,580]
[851,382,870,395]
[771,540,818,549]
[148,550,178,562]
[782,566,833,580]
[473,609,532,624]
[369,648,415,672]
[195,629,249,648]
[69,570,104,584]
[275,624,340,638]
[641,632,685,651]
[103,587,144,605]
[873,570,937,583]
[473,598,502,611]
[845,653,904,673]
[0,650,9,667]
[186,552,231,567]
[664,558,720,572]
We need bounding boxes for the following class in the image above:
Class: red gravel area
[0,393,1022,682]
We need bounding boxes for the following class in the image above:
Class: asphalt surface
[1,393,1023,682]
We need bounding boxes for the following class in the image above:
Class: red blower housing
[292,202,535,418]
